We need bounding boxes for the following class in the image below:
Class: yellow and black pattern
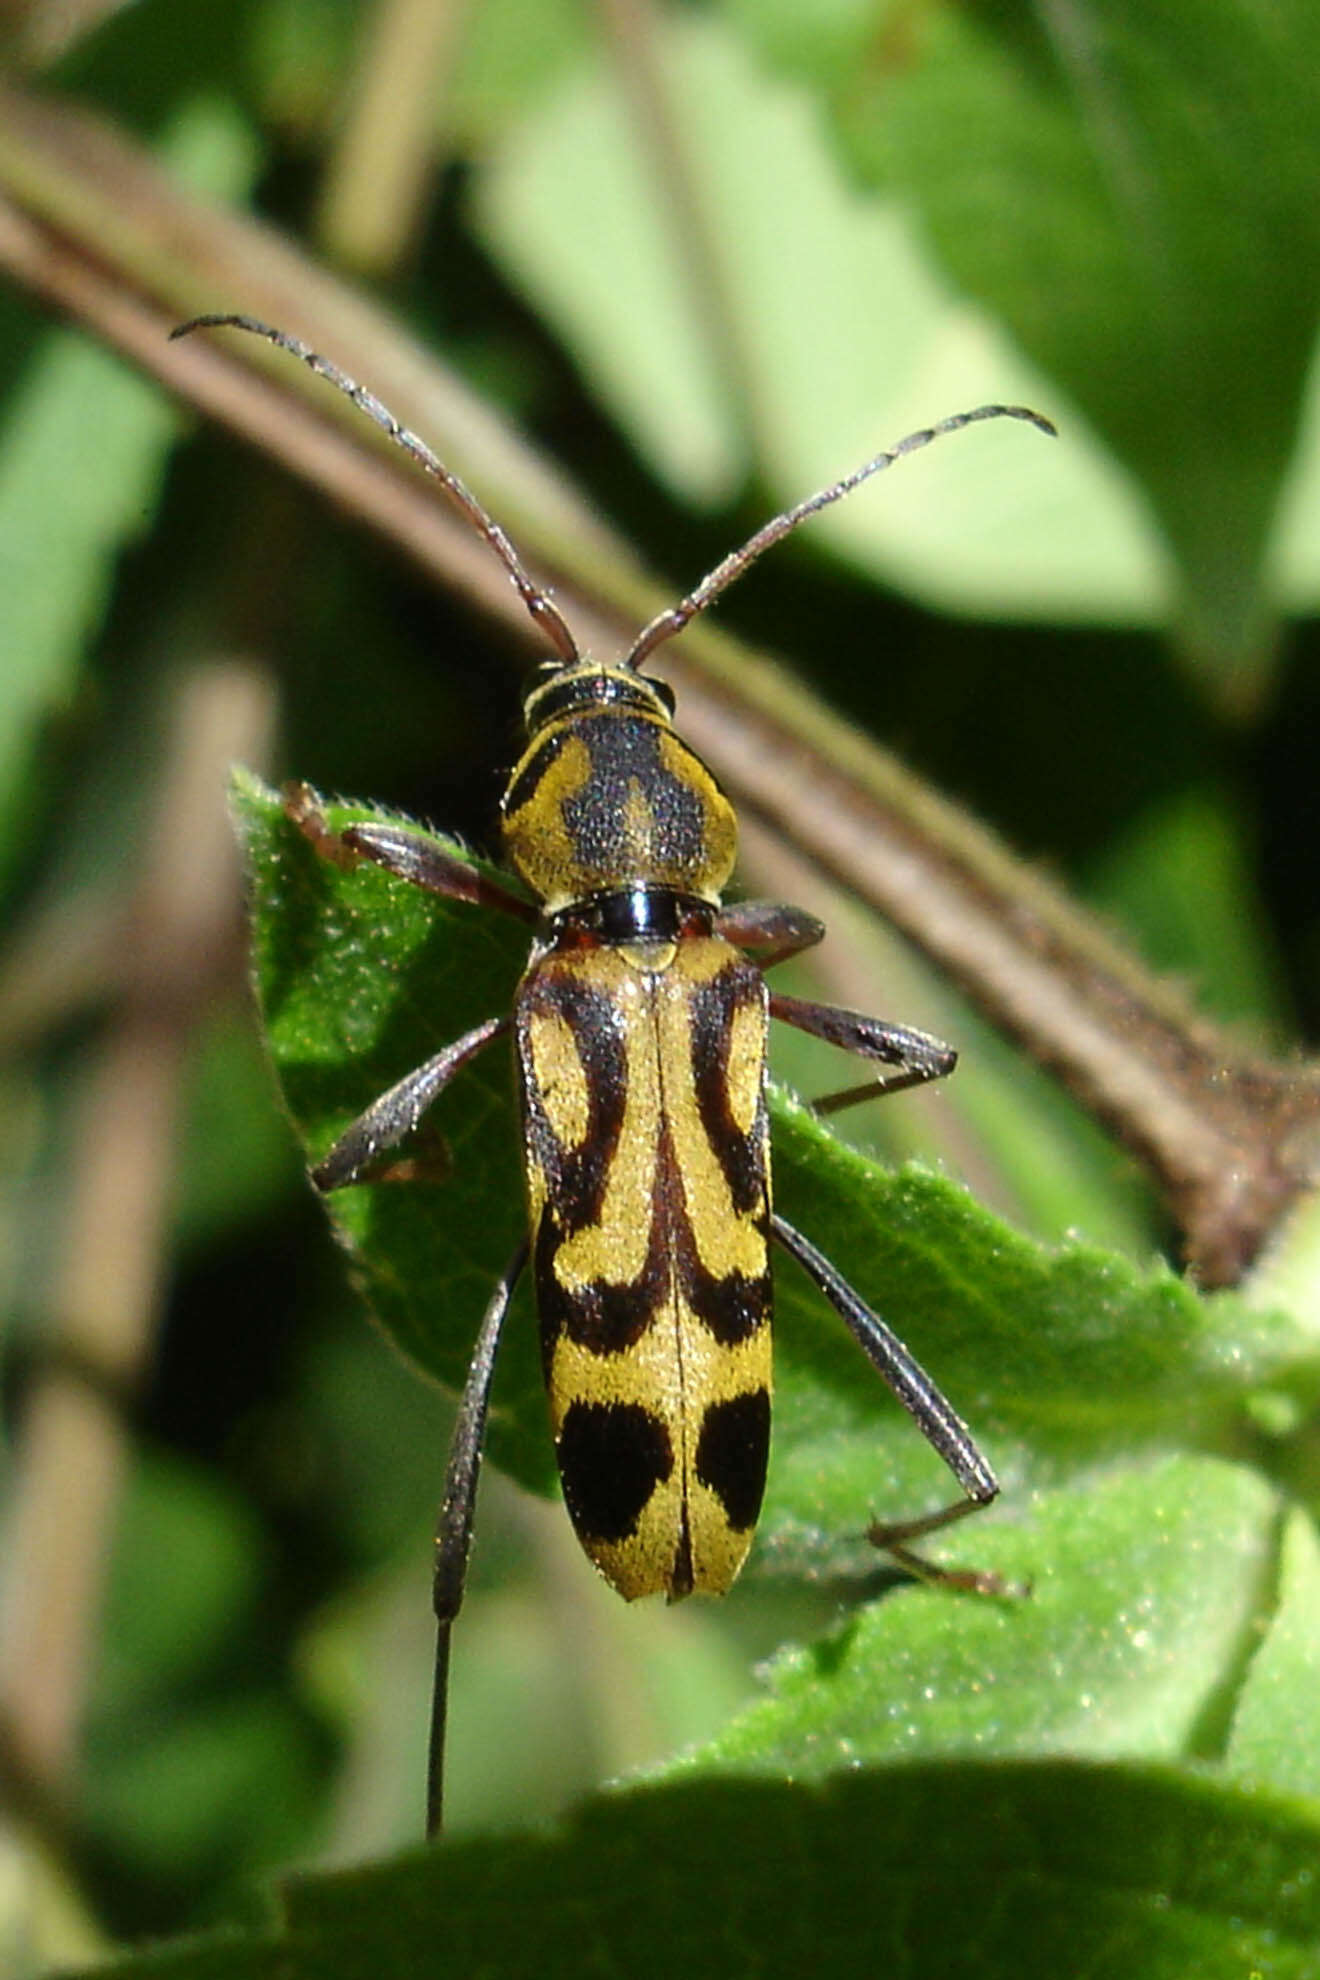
[502,667,738,915]
[516,933,773,1599]
[178,315,1039,1838]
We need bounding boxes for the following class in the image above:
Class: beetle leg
[771,1214,1004,1592]
[428,1239,529,1839]
[714,899,825,970]
[770,992,956,1115]
[312,1015,509,1190]
[285,781,539,923]
[772,1214,995,1501]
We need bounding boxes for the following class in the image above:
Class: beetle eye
[644,674,676,715]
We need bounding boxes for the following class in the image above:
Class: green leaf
[472,11,1158,624]
[233,771,546,1485]
[1083,788,1289,1027]
[65,1763,1320,1979]
[85,1692,322,1881]
[691,1455,1280,1775]
[1226,1507,1320,1803]
[83,1451,322,1882]
[233,770,1317,1574]
[0,94,259,890]
[91,771,1315,1976]
[94,1453,267,1714]
[0,333,179,880]
[736,0,1320,700]
[449,0,593,144]
[475,1,1320,693]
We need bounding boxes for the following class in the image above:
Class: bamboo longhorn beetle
[174,313,1054,1836]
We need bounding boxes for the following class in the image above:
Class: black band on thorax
[549,889,714,944]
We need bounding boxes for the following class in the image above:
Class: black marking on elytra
[695,1388,771,1532]
[533,1104,681,1362]
[536,1101,770,1362]
[558,1400,674,1544]
[674,1219,770,1344]
[517,963,628,1235]
[534,1207,664,1366]
[664,1109,770,1347]
[688,960,770,1216]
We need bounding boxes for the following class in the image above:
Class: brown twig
[0,82,1315,1283]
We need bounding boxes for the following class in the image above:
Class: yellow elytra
[503,664,771,1597]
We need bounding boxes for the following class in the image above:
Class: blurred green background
[1,0,1318,1970]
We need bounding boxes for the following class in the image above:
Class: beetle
[174,313,1053,1834]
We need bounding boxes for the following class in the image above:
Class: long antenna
[169,314,581,666]
[626,403,1057,670]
